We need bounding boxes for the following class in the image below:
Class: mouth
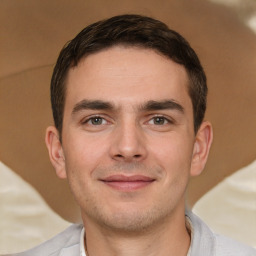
[100,175,156,191]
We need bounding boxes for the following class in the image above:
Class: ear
[190,121,213,177]
[45,126,67,179]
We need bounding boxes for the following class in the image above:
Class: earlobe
[190,121,213,177]
[45,126,67,179]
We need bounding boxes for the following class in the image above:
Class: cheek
[62,134,109,205]
[63,133,109,179]
[149,133,194,180]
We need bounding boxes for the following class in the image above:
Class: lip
[100,175,155,191]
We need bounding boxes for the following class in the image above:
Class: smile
[100,175,156,191]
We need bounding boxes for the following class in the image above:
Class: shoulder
[186,210,256,256]
[214,234,256,256]
[5,224,83,256]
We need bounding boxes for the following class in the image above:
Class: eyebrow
[139,100,184,113]
[72,100,114,115]
[72,99,184,115]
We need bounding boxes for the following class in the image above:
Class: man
[8,14,255,256]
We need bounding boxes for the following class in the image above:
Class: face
[46,46,212,233]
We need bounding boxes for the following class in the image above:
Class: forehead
[65,46,191,110]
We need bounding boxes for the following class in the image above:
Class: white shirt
[10,211,256,255]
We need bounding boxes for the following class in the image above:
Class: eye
[149,116,170,125]
[83,116,107,125]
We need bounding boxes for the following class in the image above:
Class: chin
[87,204,172,233]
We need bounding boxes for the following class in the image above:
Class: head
[46,14,212,235]
[51,14,207,140]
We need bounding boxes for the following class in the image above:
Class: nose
[109,120,147,162]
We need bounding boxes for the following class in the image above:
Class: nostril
[114,154,141,159]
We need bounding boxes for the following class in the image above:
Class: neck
[82,211,191,256]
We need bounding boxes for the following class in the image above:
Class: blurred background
[1,0,256,253]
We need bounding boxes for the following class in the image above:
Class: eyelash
[81,114,173,126]
[81,115,108,125]
[147,115,174,125]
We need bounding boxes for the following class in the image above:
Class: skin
[46,46,212,256]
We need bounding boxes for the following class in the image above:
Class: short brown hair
[51,14,207,138]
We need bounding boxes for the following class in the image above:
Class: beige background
[1,0,256,223]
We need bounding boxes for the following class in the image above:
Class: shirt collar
[80,227,87,256]
[185,215,193,256]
